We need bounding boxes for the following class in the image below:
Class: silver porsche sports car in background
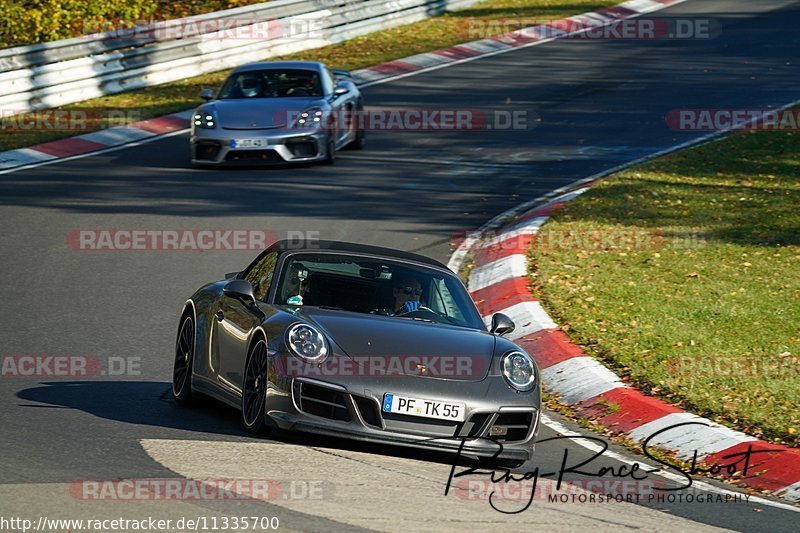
[190,61,365,166]
[173,240,541,465]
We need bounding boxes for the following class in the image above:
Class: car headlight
[501,351,536,392]
[294,108,324,128]
[286,323,329,363]
[193,110,217,129]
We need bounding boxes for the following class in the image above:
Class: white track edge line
[539,413,800,512]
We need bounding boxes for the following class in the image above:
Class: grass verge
[0,0,617,151]
[530,127,800,448]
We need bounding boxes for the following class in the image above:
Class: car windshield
[218,69,322,99]
[274,253,486,330]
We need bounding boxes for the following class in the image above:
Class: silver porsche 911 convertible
[173,240,541,465]
[190,61,365,166]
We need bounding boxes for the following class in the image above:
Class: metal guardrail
[0,0,480,117]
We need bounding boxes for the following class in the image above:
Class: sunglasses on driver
[397,286,423,296]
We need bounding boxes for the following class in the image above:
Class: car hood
[207,98,323,130]
[291,307,495,382]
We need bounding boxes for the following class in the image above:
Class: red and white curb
[353,0,688,87]
[0,111,194,171]
[0,0,688,174]
[454,185,800,504]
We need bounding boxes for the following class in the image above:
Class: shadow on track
[15,380,483,468]
[17,380,245,437]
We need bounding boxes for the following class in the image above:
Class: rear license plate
[232,138,268,148]
[382,393,466,422]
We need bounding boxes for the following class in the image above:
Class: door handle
[215,311,224,322]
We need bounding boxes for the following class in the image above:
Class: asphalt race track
[1,0,799,530]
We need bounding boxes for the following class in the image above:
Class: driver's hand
[402,300,421,313]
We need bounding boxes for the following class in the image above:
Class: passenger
[281,264,310,304]
[287,73,320,96]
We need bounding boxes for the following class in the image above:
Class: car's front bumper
[191,128,329,165]
[265,371,541,463]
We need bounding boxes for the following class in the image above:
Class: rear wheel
[172,314,195,405]
[242,338,270,434]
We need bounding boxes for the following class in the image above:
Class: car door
[214,295,260,391]
[326,68,351,146]
[213,251,278,392]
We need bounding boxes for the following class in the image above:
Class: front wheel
[241,338,270,434]
[347,127,365,150]
[345,103,365,150]
[322,135,336,165]
[172,314,195,405]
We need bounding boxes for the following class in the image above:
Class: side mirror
[200,88,214,101]
[222,279,256,305]
[490,313,515,336]
[224,271,238,280]
[333,84,349,96]
[331,68,352,79]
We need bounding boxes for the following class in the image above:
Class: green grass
[530,128,800,447]
[0,0,616,151]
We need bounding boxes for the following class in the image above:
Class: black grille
[489,413,533,442]
[353,396,382,428]
[297,382,351,422]
[460,413,491,437]
[286,140,318,158]
[195,142,221,160]
[381,412,459,436]
[225,149,279,162]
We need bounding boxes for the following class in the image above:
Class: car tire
[347,128,365,150]
[345,103,366,150]
[347,102,367,150]
[172,313,196,405]
[322,135,336,165]
[241,338,270,434]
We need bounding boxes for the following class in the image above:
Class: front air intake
[296,382,351,422]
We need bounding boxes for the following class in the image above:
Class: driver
[373,276,423,316]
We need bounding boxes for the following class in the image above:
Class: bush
[0,0,265,49]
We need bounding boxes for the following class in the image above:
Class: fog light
[489,426,508,437]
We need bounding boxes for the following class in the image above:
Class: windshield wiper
[396,316,434,323]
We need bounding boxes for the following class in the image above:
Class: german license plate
[232,138,268,148]
[382,393,466,422]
